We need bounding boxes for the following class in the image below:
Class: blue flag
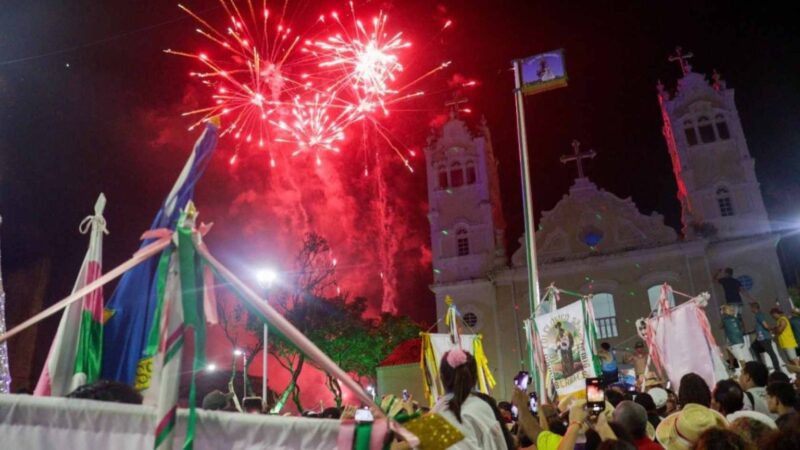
[101,121,218,386]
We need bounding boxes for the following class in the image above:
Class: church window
[715,114,730,140]
[684,120,699,146]
[716,187,734,217]
[698,116,716,143]
[450,162,464,187]
[647,285,676,312]
[737,275,754,291]
[456,228,470,256]
[581,227,604,248]
[463,312,478,328]
[592,293,618,338]
[437,165,448,189]
[465,160,477,185]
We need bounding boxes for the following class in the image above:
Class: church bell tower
[658,47,771,239]
[425,101,506,284]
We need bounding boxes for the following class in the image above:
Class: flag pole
[512,59,542,372]
[0,237,171,345]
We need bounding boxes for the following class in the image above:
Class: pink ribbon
[370,419,389,449]
[337,419,355,450]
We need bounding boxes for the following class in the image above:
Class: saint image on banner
[535,300,598,396]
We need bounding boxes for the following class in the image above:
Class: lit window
[450,162,464,187]
[465,160,476,185]
[684,120,698,146]
[647,285,676,312]
[592,293,618,338]
[437,165,448,189]
[698,116,716,143]
[716,187,734,217]
[456,228,469,256]
[715,114,730,140]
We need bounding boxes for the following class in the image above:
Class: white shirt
[744,386,778,419]
[434,394,507,450]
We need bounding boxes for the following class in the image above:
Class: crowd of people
[383,347,800,450]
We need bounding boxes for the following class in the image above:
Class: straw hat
[655,404,728,450]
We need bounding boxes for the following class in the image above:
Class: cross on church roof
[560,139,596,179]
[444,95,468,119]
[668,46,694,76]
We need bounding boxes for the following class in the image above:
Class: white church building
[424,55,790,401]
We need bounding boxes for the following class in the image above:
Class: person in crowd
[497,401,515,425]
[712,378,777,429]
[634,392,662,429]
[606,388,626,408]
[599,342,620,386]
[677,373,711,408]
[769,308,799,365]
[557,398,618,450]
[765,381,797,431]
[750,303,782,371]
[513,386,566,450]
[762,424,800,450]
[728,416,778,446]
[739,361,775,417]
[624,342,649,382]
[66,379,143,404]
[711,379,744,417]
[721,305,752,371]
[788,306,800,346]
[692,428,753,450]
[768,371,790,385]
[655,403,727,449]
[714,268,754,315]
[612,401,662,450]
[201,389,235,411]
[646,387,669,418]
[434,348,508,449]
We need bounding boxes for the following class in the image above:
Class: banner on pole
[520,49,568,95]
[534,300,597,396]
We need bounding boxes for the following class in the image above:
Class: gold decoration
[402,413,464,450]
[134,356,153,391]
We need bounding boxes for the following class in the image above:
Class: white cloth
[434,394,507,450]
[0,394,340,449]
[649,301,728,391]
[743,386,778,420]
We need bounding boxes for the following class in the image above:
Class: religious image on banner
[520,49,568,95]
[535,301,597,395]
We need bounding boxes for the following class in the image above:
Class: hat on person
[202,389,234,410]
[647,387,668,409]
[726,410,778,430]
[655,404,728,450]
[644,374,665,389]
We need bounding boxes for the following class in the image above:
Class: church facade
[425,57,789,401]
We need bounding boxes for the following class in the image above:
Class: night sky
[2,1,799,377]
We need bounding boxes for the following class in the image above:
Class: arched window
[592,293,618,338]
[715,114,730,140]
[716,187,734,217]
[450,162,464,187]
[437,165,448,189]
[465,160,477,185]
[698,116,716,143]
[684,120,699,146]
[647,285,676,312]
[456,228,470,256]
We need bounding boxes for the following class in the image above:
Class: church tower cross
[560,139,596,179]
[444,95,468,119]
[668,46,694,76]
